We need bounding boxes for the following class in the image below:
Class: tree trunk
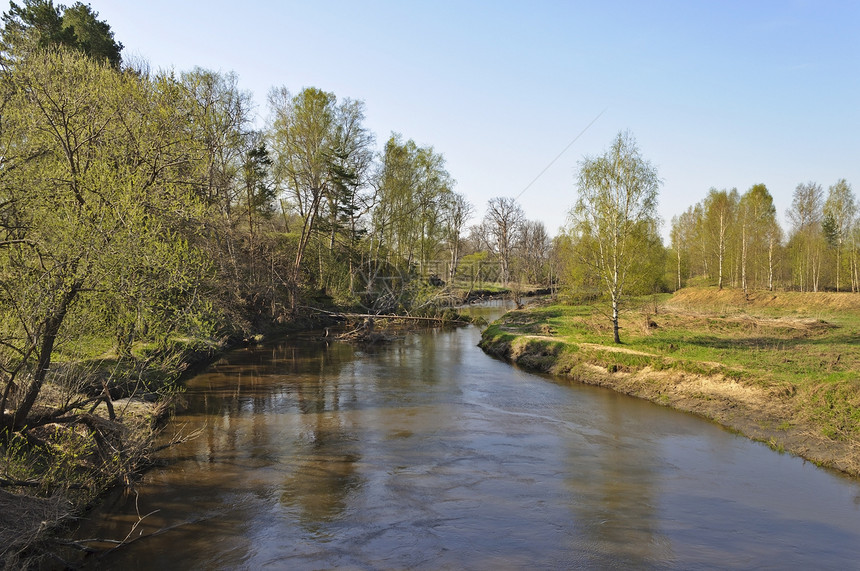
[836,243,841,292]
[11,283,80,430]
[768,238,774,291]
[718,245,724,290]
[741,224,747,294]
[612,295,621,344]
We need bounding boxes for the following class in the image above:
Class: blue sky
[92,0,860,239]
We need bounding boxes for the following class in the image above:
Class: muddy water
[74,303,860,569]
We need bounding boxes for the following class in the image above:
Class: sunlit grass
[483,287,860,441]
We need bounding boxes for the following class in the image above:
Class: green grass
[483,287,860,441]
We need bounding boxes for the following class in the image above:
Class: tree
[372,134,453,272]
[517,219,551,285]
[569,131,661,343]
[739,184,778,292]
[180,68,262,321]
[482,196,524,285]
[268,87,377,305]
[182,68,253,215]
[1,0,122,67]
[669,208,698,290]
[268,87,336,307]
[787,181,824,291]
[58,2,122,67]
[323,98,374,254]
[0,50,208,432]
[442,192,473,282]
[823,179,856,292]
[702,188,738,290]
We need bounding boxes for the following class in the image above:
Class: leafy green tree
[568,131,661,343]
[702,188,738,290]
[268,87,339,306]
[372,134,453,272]
[0,50,208,433]
[739,184,778,292]
[787,181,824,291]
[1,0,122,67]
[823,179,856,292]
[373,134,419,265]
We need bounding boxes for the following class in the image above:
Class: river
[72,302,860,569]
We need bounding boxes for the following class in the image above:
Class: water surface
[75,303,860,569]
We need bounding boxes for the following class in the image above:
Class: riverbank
[0,335,232,569]
[479,287,860,478]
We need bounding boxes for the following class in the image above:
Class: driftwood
[301,306,469,324]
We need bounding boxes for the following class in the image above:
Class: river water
[73,302,860,569]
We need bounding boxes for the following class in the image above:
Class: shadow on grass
[677,331,859,351]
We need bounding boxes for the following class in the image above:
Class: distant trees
[669,183,782,292]
[567,131,661,343]
[738,184,779,293]
[517,220,551,285]
[787,182,825,292]
[481,197,525,285]
[442,192,473,282]
[823,179,856,292]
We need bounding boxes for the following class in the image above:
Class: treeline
[669,180,858,293]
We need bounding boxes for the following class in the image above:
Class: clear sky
[90,0,860,239]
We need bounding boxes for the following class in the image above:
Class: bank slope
[479,289,860,478]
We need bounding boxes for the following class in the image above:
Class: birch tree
[739,184,777,292]
[703,188,737,290]
[823,179,856,292]
[787,182,824,291]
[269,87,362,307]
[569,131,661,343]
[442,192,473,282]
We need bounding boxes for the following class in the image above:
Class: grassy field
[480,287,860,476]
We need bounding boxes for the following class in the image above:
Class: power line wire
[514,107,607,200]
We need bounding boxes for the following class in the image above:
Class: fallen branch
[300,306,469,324]
[0,477,88,490]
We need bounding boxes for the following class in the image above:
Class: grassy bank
[479,287,860,477]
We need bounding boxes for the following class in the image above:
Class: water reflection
[71,307,860,570]
[564,393,669,568]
